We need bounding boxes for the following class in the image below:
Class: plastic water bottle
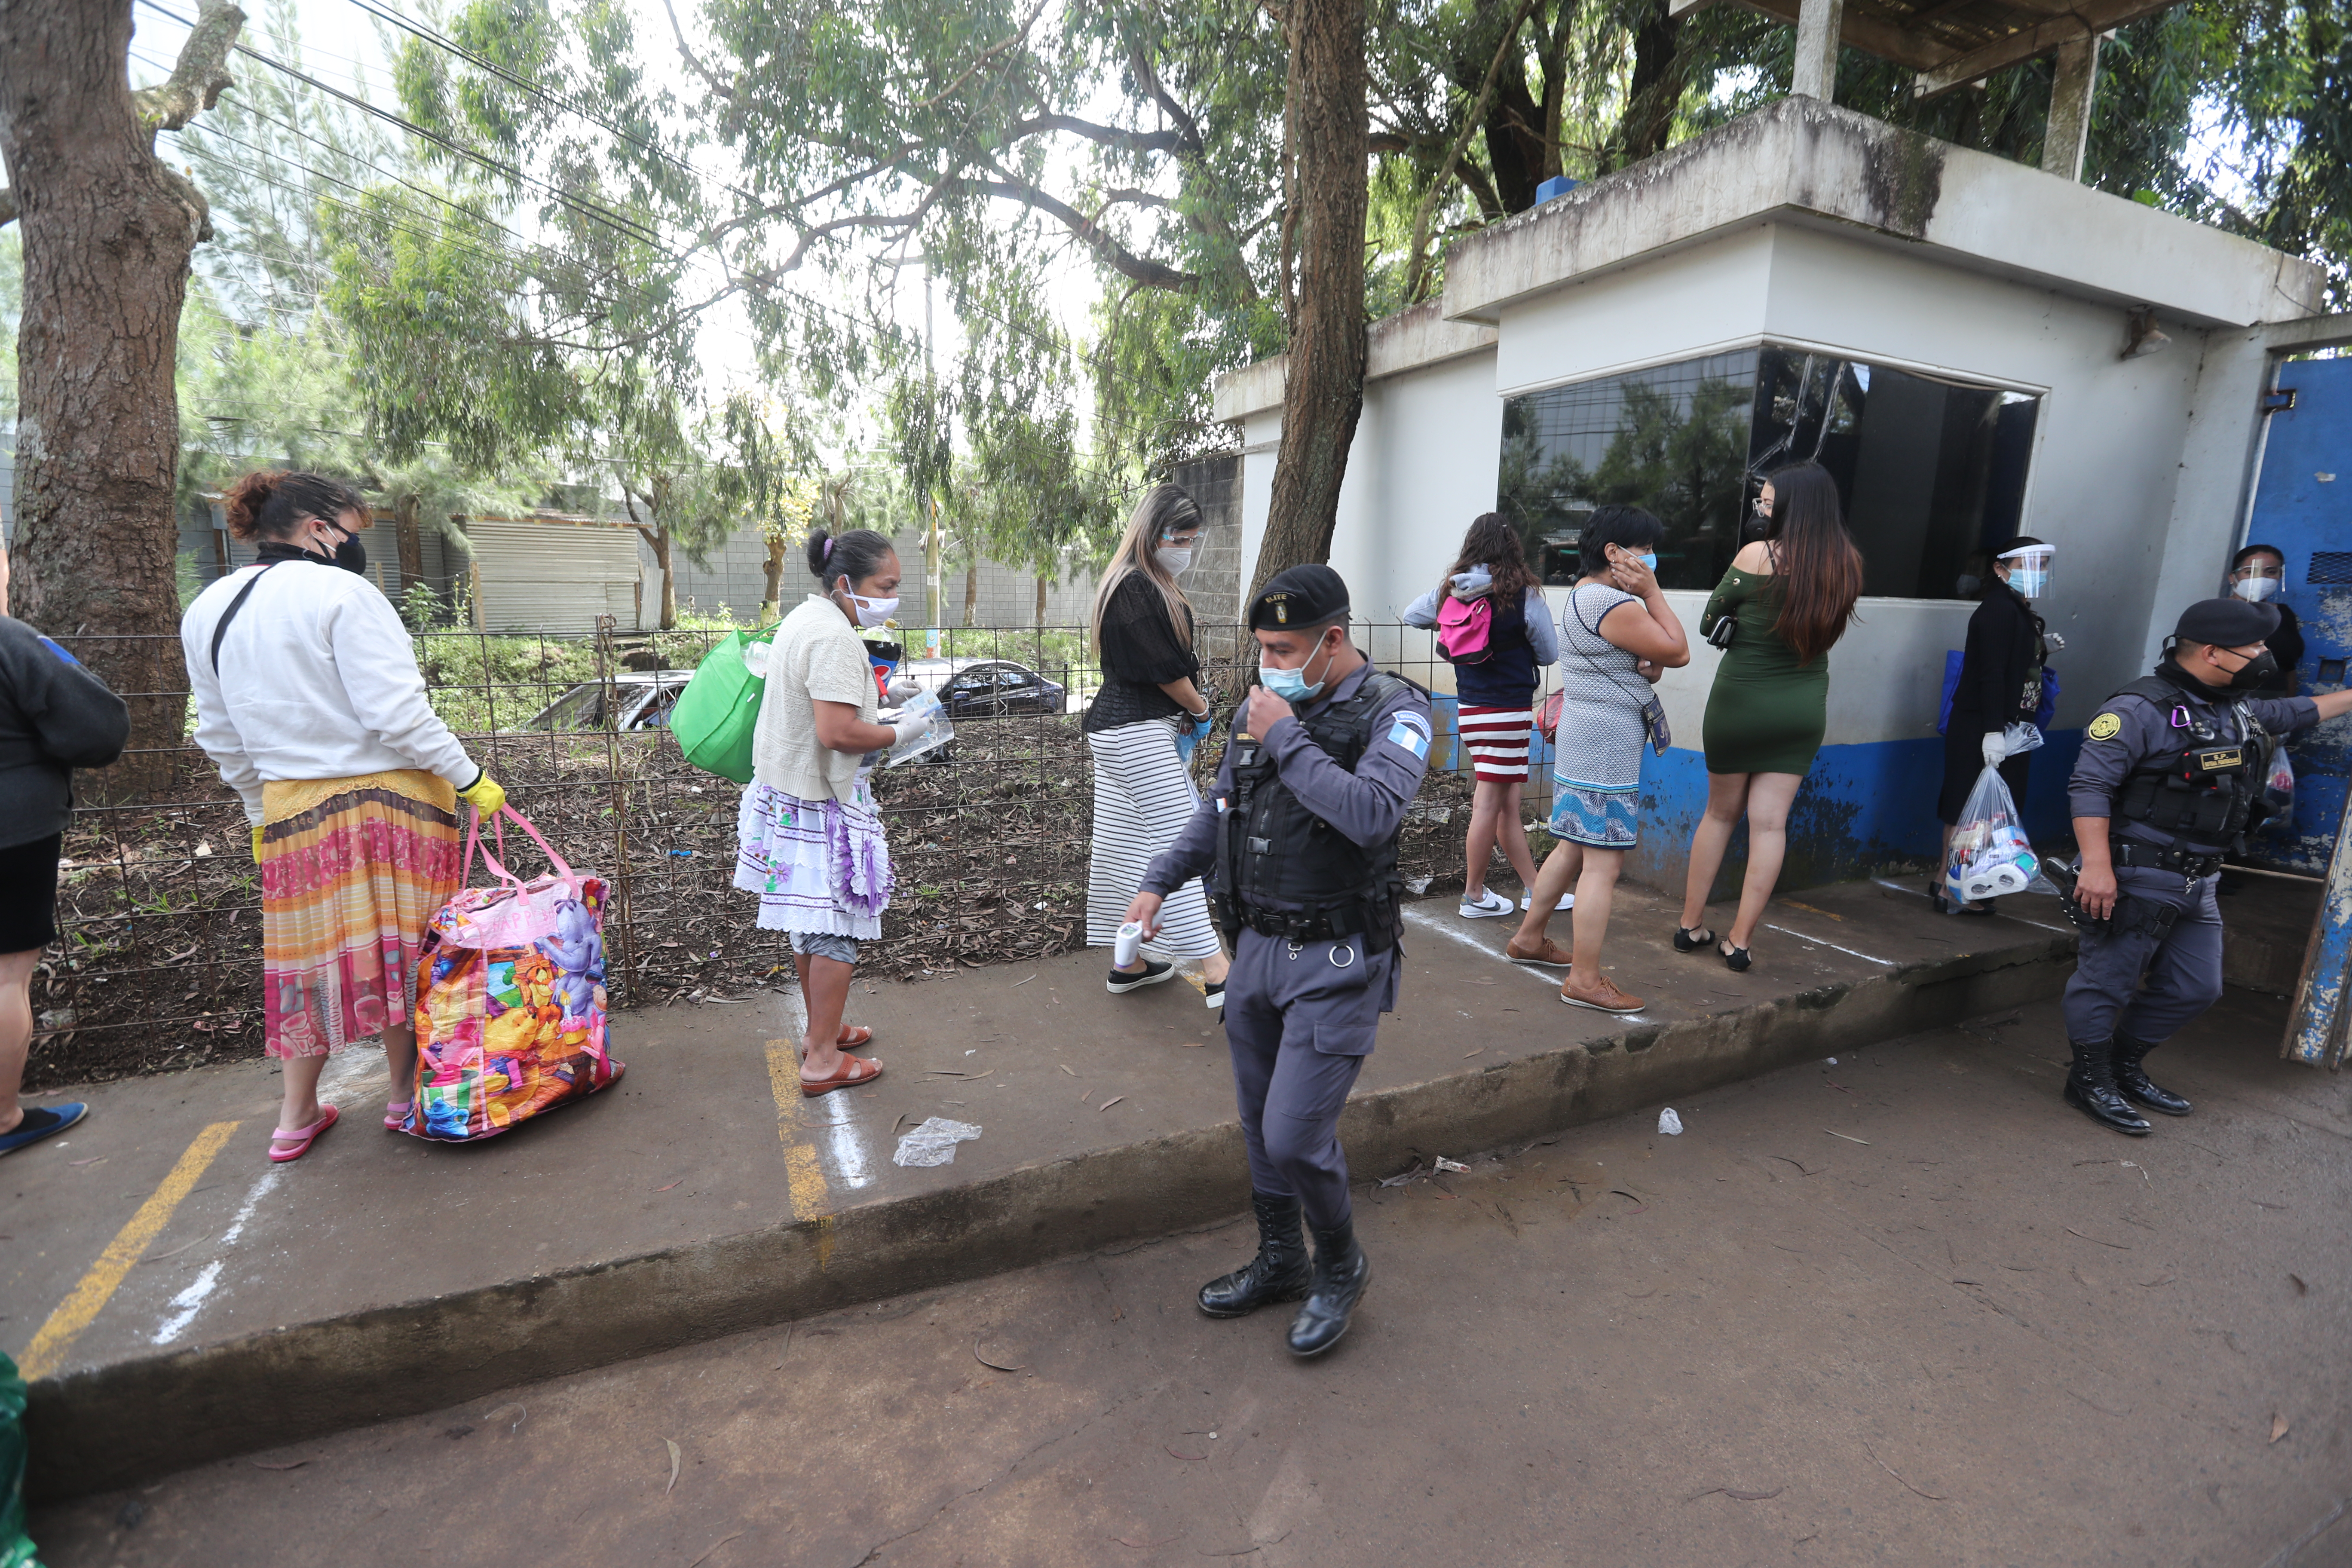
[1113,921,1145,968]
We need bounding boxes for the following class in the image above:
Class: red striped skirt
[1457,705,1534,783]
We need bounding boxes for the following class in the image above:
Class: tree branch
[911,0,1052,111]
[961,171,1197,291]
[658,0,739,105]
[1006,113,1191,156]
[134,0,245,137]
[1404,0,1541,302]
[1126,45,1206,155]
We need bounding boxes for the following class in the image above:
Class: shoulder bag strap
[208,562,281,674]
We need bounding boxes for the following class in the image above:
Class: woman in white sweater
[734,526,928,1095]
[182,471,506,1162]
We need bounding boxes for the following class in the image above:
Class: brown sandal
[1504,936,1573,968]
[800,1054,883,1097]
[837,1025,873,1049]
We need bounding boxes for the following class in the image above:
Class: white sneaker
[1458,888,1515,919]
[1522,891,1575,912]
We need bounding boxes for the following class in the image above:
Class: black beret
[2174,596,2280,648]
[1249,563,1351,631]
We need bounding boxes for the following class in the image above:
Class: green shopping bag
[1,1353,37,1568]
[671,631,770,784]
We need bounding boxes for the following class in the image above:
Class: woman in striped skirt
[1402,514,1559,918]
[183,471,508,1162]
[1083,485,1229,1009]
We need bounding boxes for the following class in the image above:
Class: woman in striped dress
[1083,485,1229,1008]
[183,471,507,1162]
[1401,514,1559,918]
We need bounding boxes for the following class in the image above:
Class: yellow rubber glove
[457,770,507,817]
[251,824,265,861]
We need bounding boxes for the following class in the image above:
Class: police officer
[2061,597,2352,1133]
[1123,564,1432,1357]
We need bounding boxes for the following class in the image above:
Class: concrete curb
[28,931,2071,1498]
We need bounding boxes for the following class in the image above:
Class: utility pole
[924,266,940,631]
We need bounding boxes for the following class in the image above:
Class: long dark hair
[1438,512,1535,608]
[223,470,365,541]
[1762,461,1862,665]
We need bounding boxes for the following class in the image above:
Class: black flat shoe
[1718,940,1751,972]
[1106,959,1175,994]
[1673,925,1715,953]
[1929,888,1995,917]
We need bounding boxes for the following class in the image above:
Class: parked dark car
[516,671,693,732]
[936,660,1066,718]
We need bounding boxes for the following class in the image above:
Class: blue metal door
[2251,357,2352,1066]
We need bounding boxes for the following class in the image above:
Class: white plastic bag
[1944,762,2040,903]
[883,690,955,767]
[1658,1108,1684,1136]
[1991,721,2045,760]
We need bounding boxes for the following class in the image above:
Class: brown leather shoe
[1504,935,1573,967]
[1559,973,1644,1014]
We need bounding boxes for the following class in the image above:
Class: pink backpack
[1437,594,1493,663]
[404,808,624,1142]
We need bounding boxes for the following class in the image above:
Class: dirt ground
[31,991,2350,1567]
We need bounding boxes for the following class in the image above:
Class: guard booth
[2246,350,2352,1068]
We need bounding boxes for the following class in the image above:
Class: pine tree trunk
[0,0,236,797]
[962,559,980,628]
[395,493,424,599]
[1247,0,1369,605]
[1035,573,1047,629]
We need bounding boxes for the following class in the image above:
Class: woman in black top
[1083,484,1228,1007]
[2227,543,2302,694]
[1934,536,2051,913]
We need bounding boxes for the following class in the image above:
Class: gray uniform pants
[2060,865,2225,1047]
[1224,926,1401,1232]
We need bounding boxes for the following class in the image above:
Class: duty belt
[2113,842,2222,878]
[1223,898,1395,951]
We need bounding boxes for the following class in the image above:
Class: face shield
[2231,559,2284,602]
[1998,543,2053,600]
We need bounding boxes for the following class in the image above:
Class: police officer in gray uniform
[2061,597,2352,1134]
[1124,564,1432,1356]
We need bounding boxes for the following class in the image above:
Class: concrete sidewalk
[8,876,2079,1497]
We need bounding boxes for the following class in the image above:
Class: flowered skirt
[259,771,462,1060]
[735,779,892,937]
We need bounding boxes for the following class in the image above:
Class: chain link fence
[28,619,1493,1092]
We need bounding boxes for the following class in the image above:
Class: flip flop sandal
[1672,926,1715,953]
[1504,937,1573,968]
[383,1100,414,1131]
[800,1054,882,1098]
[269,1104,340,1163]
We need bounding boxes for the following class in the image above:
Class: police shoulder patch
[2086,712,2124,742]
[1386,712,1431,759]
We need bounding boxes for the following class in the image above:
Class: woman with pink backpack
[1401,514,1561,919]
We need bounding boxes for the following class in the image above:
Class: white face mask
[2233,574,2281,603]
[1155,546,1194,576]
[836,581,899,626]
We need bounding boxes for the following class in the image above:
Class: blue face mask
[1260,636,1335,704]
[1637,553,1658,572]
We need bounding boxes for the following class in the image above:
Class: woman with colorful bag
[735,527,923,1095]
[1400,513,1559,919]
[182,472,506,1163]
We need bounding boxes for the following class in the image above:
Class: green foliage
[412,630,600,733]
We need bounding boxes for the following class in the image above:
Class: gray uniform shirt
[2068,670,2316,855]
[1140,658,1433,909]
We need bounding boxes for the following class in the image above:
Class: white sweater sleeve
[184,613,266,824]
[324,583,479,787]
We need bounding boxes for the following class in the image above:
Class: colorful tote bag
[404,807,625,1141]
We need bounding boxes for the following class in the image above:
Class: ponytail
[222,469,365,541]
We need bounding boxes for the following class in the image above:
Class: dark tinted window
[1498,346,2042,598]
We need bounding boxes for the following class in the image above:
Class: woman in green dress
[1673,461,1864,970]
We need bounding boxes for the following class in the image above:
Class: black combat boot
[2112,1036,2192,1117]
[2064,1038,2152,1136]
[1285,1219,1371,1357]
[1197,1192,1311,1318]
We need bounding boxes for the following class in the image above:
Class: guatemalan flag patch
[1387,711,1431,760]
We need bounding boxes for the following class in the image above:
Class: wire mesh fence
[29,618,1501,1092]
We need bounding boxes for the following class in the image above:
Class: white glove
[1981,730,2005,766]
[885,677,921,701]
[891,708,934,745]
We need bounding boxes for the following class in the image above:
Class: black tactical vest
[1212,671,1414,951]
[2108,676,2263,844]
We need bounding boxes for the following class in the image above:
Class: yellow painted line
[763,1038,833,1268]
[19,1120,240,1380]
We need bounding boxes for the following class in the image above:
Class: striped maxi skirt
[1085,717,1222,961]
[1457,704,1535,784]
[257,770,463,1060]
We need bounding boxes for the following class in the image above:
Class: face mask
[2223,648,2279,690]
[836,582,899,627]
[333,533,368,576]
[1155,546,1194,576]
[2009,568,2047,599]
[2233,574,2281,603]
[1635,552,1658,572]
[1260,636,1335,704]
